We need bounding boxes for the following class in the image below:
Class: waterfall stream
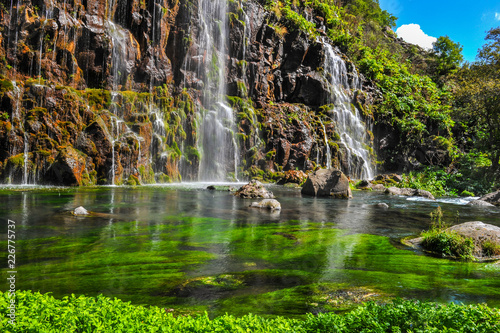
[323,42,374,179]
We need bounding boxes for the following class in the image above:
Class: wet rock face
[0,0,378,185]
[46,146,86,186]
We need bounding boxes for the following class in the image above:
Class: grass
[2,291,500,332]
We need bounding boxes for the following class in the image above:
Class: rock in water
[301,169,352,198]
[479,190,500,206]
[376,203,389,209]
[467,200,495,207]
[235,180,275,198]
[385,187,435,200]
[250,199,281,211]
[73,206,89,216]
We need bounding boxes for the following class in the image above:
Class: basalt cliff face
[0,0,377,185]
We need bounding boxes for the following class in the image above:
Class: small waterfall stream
[323,42,374,179]
[319,118,332,169]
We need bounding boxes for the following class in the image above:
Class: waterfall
[195,0,239,181]
[323,42,374,180]
[22,133,29,185]
[319,118,332,169]
[110,117,116,185]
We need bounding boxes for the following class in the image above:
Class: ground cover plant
[1,291,500,332]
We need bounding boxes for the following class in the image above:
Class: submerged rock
[301,169,352,198]
[73,206,89,216]
[385,187,435,200]
[235,180,275,199]
[376,203,389,209]
[250,199,281,211]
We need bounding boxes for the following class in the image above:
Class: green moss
[84,89,112,110]
[0,79,14,92]
[127,174,141,186]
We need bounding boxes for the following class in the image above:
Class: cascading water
[22,133,29,185]
[319,118,332,170]
[195,0,239,181]
[323,42,374,179]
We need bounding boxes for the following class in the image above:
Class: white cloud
[396,24,437,50]
[495,12,500,21]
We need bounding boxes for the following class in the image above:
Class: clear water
[1,185,499,317]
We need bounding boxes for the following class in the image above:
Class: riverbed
[1,184,499,317]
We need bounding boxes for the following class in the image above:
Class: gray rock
[376,203,389,209]
[371,184,387,191]
[385,187,435,200]
[480,189,500,206]
[235,180,274,199]
[73,206,89,216]
[301,169,352,198]
[467,200,495,207]
[447,221,500,242]
[250,199,281,211]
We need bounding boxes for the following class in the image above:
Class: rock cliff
[0,0,377,185]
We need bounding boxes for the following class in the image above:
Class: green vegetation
[2,291,500,332]
[421,207,475,260]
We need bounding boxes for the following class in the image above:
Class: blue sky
[378,0,500,62]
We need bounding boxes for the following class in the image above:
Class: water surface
[1,184,499,317]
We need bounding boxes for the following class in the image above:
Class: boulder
[301,169,352,198]
[376,203,389,209]
[235,180,275,199]
[479,189,500,206]
[385,187,435,200]
[250,199,281,211]
[371,184,387,191]
[73,206,89,216]
[467,200,495,207]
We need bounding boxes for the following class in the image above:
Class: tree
[477,27,500,71]
[432,36,463,77]
[453,28,500,171]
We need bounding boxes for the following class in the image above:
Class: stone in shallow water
[235,180,274,199]
[376,203,389,209]
[467,200,495,207]
[250,199,281,211]
[73,206,89,216]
